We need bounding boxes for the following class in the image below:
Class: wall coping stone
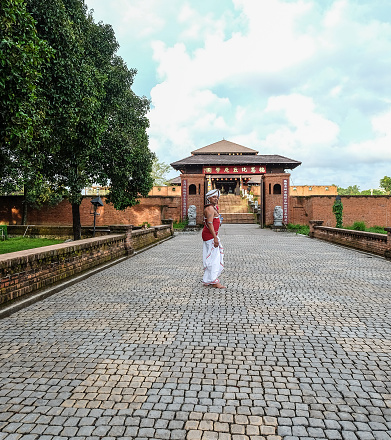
[292,195,391,198]
[315,226,387,241]
[0,234,125,267]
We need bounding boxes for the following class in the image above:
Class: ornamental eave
[171,154,301,170]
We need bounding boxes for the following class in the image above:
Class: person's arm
[205,206,219,247]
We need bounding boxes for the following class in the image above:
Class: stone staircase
[218,194,256,224]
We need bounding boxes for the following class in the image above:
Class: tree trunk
[72,202,82,240]
[22,186,28,225]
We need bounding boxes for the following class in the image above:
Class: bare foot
[211,283,226,289]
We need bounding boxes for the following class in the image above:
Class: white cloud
[265,94,339,141]
[342,108,391,163]
[372,109,391,137]
[323,0,347,28]
[177,3,226,42]
[87,0,391,188]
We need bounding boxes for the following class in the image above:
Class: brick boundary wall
[290,195,391,228]
[309,220,391,259]
[0,195,181,227]
[0,223,173,306]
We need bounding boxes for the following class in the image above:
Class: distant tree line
[1,0,155,239]
[337,176,391,195]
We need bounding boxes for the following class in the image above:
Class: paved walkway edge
[0,235,174,319]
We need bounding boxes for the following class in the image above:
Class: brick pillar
[162,218,174,236]
[309,220,324,238]
[384,227,391,259]
[180,173,205,224]
[110,225,134,255]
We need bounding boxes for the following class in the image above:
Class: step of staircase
[218,195,256,223]
[221,213,256,224]
[220,206,249,214]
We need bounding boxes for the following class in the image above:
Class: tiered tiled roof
[171,139,301,170]
[191,140,258,155]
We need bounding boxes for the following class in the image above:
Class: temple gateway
[170,139,301,226]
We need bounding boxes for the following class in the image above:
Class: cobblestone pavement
[0,224,391,440]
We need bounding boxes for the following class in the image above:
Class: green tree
[96,56,155,210]
[360,189,385,195]
[151,159,172,186]
[337,185,360,195]
[380,176,391,194]
[0,0,53,200]
[26,0,154,239]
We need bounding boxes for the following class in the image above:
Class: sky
[85,0,391,189]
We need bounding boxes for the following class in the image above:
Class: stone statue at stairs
[188,205,197,226]
[273,206,283,226]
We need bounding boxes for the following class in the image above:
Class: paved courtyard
[0,224,390,440]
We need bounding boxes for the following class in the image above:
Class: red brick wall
[131,226,172,250]
[290,195,391,227]
[0,196,181,227]
[263,173,290,225]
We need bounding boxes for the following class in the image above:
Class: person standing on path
[202,189,225,288]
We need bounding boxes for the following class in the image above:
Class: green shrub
[367,226,387,234]
[352,221,366,231]
[344,223,387,234]
[173,219,188,229]
[287,223,310,236]
[0,225,7,240]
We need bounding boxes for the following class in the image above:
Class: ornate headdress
[205,189,220,204]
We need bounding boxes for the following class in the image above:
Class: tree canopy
[0,0,53,194]
[337,184,386,196]
[380,176,391,194]
[337,185,361,195]
[151,159,173,186]
[2,0,155,239]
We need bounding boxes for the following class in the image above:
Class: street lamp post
[90,196,104,237]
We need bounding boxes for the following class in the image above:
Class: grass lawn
[0,237,64,255]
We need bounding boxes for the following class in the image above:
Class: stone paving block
[0,225,391,439]
[372,433,391,440]
[342,433,359,440]
[187,430,203,440]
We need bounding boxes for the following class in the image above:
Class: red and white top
[202,205,220,241]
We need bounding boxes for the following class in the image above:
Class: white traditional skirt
[202,237,224,285]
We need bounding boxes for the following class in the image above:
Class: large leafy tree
[26,0,108,239]
[0,0,53,203]
[26,0,154,239]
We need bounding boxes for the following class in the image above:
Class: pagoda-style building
[171,139,301,226]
